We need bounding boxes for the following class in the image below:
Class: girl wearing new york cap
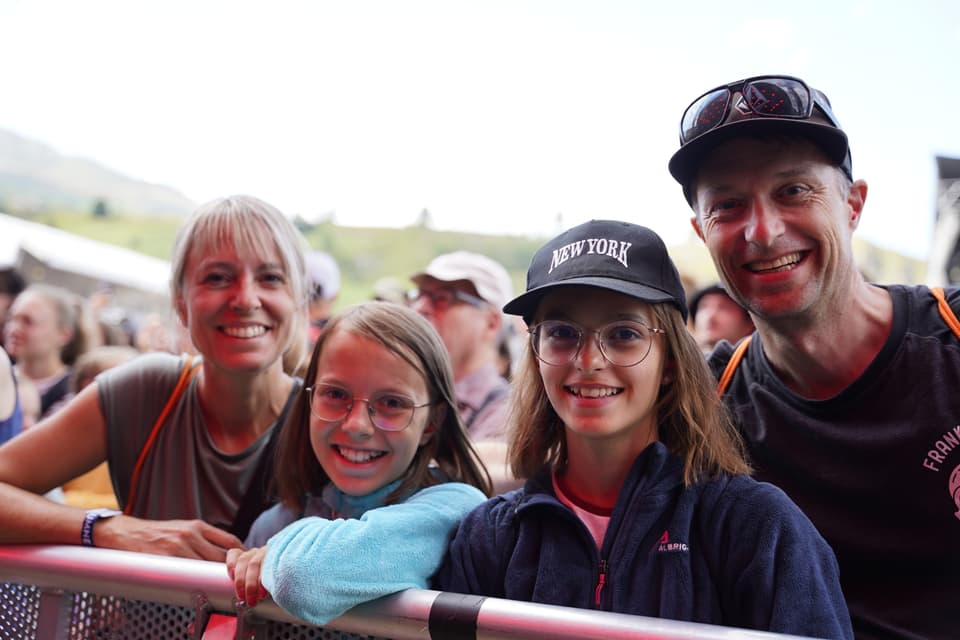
[433,219,852,638]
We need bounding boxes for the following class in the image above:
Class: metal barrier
[0,545,811,639]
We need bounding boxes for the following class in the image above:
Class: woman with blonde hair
[3,283,90,418]
[0,195,309,560]
[434,220,852,638]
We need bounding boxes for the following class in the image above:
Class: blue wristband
[81,508,122,547]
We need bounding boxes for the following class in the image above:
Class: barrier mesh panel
[0,584,40,639]
[0,583,387,640]
[65,594,194,639]
[263,625,380,640]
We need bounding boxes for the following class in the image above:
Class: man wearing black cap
[669,75,960,639]
[688,283,753,355]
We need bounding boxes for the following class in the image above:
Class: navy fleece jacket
[433,442,852,639]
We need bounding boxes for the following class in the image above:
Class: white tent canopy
[0,212,170,295]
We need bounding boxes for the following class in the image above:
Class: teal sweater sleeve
[260,482,486,625]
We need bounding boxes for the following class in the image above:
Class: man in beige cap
[410,251,513,442]
[304,251,341,346]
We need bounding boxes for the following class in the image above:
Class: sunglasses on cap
[679,75,842,145]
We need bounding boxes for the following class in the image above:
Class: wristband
[81,508,122,547]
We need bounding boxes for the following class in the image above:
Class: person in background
[0,347,21,445]
[0,194,309,560]
[304,250,340,346]
[688,283,754,354]
[4,283,89,419]
[134,313,178,354]
[409,252,513,442]
[668,73,960,639]
[434,220,852,638]
[0,349,55,500]
[12,371,64,503]
[371,276,408,304]
[0,267,26,328]
[85,284,134,348]
[410,251,517,490]
[495,322,515,380]
[60,345,140,509]
[226,302,491,624]
[13,372,40,432]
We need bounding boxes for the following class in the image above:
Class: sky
[1,0,958,260]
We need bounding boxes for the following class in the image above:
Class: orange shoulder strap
[123,355,200,515]
[716,336,752,397]
[931,287,960,340]
[716,288,960,399]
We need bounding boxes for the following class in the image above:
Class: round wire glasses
[528,319,665,367]
[306,383,432,431]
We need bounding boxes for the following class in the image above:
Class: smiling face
[692,292,754,351]
[691,137,864,323]
[309,326,435,497]
[409,276,500,379]
[175,239,298,373]
[3,290,71,364]
[534,286,667,459]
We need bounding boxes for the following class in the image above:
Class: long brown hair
[274,302,493,510]
[507,302,750,485]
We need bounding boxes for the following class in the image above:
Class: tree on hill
[416,208,433,229]
[293,214,314,234]
[92,198,110,217]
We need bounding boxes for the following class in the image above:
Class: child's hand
[226,546,270,607]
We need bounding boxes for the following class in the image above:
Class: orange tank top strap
[716,336,752,396]
[717,288,960,397]
[123,354,201,515]
[931,287,960,340]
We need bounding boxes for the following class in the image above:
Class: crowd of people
[0,74,957,640]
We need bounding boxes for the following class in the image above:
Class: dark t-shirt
[710,284,960,640]
[98,352,297,536]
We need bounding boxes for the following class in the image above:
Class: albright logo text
[656,530,689,553]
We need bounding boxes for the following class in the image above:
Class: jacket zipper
[594,559,608,607]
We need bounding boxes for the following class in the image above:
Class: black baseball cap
[668,75,852,205]
[503,219,688,322]
[688,283,733,321]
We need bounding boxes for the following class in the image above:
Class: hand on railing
[226,546,270,607]
[97,515,244,561]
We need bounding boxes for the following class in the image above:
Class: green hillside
[304,220,550,306]
[10,210,926,311]
[15,211,547,307]
[1,125,929,307]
